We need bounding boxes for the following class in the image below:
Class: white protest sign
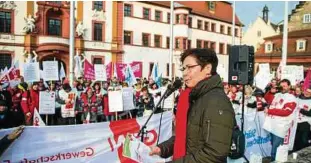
[254,71,272,91]
[43,61,59,81]
[108,90,123,112]
[23,62,40,82]
[295,66,304,84]
[39,91,56,114]
[94,64,107,81]
[259,63,270,73]
[161,87,174,109]
[282,66,304,85]
[122,87,135,111]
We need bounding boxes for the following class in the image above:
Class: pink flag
[106,62,112,80]
[84,60,95,80]
[130,61,143,78]
[116,63,127,81]
[303,69,311,91]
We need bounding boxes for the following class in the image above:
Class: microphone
[163,79,182,99]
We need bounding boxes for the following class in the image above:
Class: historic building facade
[0,1,242,79]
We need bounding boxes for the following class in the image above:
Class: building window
[93,23,103,41]
[265,42,273,53]
[204,21,209,31]
[155,10,162,22]
[124,4,132,16]
[154,35,162,48]
[143,8,150,20]
[48,19,61,36]
[93,1,104,11]
[167,13,170,23]
[303,14,311,23]
[204,41,209,48]
[0,54,12,70]
[208,1,216,11]
[220,25,224,34]
[187,40,191,49]
[296,40,307,51]
[235,28,239,37]
[166,37,170,48]
[175,38,180,49]
[176,14,180,23]
[183,14,187,24]
[197,20,202,29]
[227,27,231,35]
[183,38,187,49]
[0,11,11,33]
[196,40,202,48]
[219,43,224,54]
[257,30,261,37]
[188,17,192,28]
[124,30,132,44]
[210,42,216,51]
[211,23,216,32]
[93,58,103,64]
[142,33,150,46]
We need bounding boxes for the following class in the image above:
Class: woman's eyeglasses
[180,64,200,72]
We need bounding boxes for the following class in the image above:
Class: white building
[0,1,242,80]
[242,5,281,52]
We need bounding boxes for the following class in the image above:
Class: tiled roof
[143,1,243,26]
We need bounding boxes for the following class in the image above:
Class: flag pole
[69,1,75,86]
[281,1,289,66]
[169,1,174,80]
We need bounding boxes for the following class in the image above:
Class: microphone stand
[137,90,170,142]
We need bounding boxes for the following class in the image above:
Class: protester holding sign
[93,82,106,122]
[263,79,298,161]
[137,87,154,117]
[57,83,76,125]
[19,82,33,125]
[80,87,101,123]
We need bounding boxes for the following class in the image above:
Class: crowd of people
[0,76,181,129]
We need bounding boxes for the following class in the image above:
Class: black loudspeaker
[228,45,254,85]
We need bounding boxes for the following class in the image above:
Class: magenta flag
[116,63,127,81]
[130,61,143,78]
[84,60,95,80]
[303,69,311,91]
[106,62,112,80]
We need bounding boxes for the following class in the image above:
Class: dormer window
[296,39,307,51]
[303,14,311,24]
[265,42,273,53]
[208,2,215,11]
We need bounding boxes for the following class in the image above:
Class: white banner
[94,64,107,81]
[282,65,304,85]
[0,112,173,163]
[43,61,59,81]
[161,87,174,109]
[236,112,271,160]
[61,92,76,118]
[39,91,56,115]
[23,62,40,82]
[122,88,135,111]
[108,90,123,112]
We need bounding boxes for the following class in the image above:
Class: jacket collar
[189,74,223,101]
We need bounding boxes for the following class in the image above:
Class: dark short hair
[280,79,291,86]
[180,48,218,75]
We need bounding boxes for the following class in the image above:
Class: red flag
[84,60,95,80]
[303,69,311,91]
[116,63,127,81]
[130,61,142,78]
[106,62,112,80]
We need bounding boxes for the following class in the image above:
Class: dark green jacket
[159,74,235,163]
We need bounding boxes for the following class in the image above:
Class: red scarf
[173,88,192,160]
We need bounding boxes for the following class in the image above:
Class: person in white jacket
[264,79,297,161]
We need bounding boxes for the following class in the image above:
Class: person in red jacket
[30,82,39,114]
[264,86,278,105]
[80,87,100,123]
[19,82,32,125]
